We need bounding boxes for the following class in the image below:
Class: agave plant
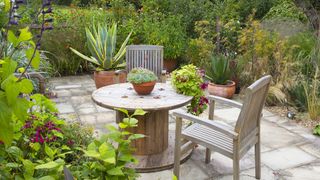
[70,23,131,71]
[205,54,232,85]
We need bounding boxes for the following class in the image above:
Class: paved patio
[50,75,320,180]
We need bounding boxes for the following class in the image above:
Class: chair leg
[255,141,261,179]
[174,117,183,179]
[205,148,211,164]
[233,152,240,180]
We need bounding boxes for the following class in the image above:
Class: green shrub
[263,0,307,22]
[41,7,112,76]
[139,14,187,60]
[55,0,73,6]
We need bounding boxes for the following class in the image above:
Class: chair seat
[182,123,234,157]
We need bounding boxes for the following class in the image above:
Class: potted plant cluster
[70,23,131,89]
[206,54,236,99]
[127,68,158,95]
[171,64,209,116]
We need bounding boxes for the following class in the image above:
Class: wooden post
[117,110,169,155]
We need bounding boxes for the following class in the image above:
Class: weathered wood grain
[92,83,193,111]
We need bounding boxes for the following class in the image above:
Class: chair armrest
[172,109,238,139]
[208,95,242,109]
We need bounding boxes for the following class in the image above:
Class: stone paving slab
[262,147,317,170]
[49,75,320,180]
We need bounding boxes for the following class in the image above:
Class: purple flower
[200,82,208,90]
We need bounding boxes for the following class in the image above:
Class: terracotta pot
[94,71,126,89]
[163,59,177,72]
[132,81,156,95]
[208,81,236,99]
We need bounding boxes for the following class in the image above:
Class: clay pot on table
[131,81,156,95]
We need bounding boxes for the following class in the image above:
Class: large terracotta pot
[208,81,236,99]
[163,59,177,72]
[94,71,126,89]
[132,81,156,95]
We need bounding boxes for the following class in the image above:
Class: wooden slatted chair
[173,75,272,180]
[126,45,166,82]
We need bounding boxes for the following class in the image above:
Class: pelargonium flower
[200,82,208,90]
[199,96,209,106]
[67,139,74,146]
[22,121,32,129]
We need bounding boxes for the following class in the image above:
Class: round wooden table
[92,83,193,172]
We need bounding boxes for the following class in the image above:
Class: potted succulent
[205,54,236,99]
[70,23,131,89]
[127,68,158,95]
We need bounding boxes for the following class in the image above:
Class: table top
[92,83,193,111]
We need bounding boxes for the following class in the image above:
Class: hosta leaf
[38,176,55,180]
[45,144,54,159]
[6,162,21,168]
[118,123,127,129]
[35,161,59,169]
[5,79,20,106]
[87,142,96,151]
[99,142,116,164]
[114,108,128,116]
[118,154,136,162]
[107,167,124,176]
[6,146,23,158]
[4,0,10,12]
[30,143,41,152]
[26,48,40,69]
[0,59,17,81]
[132,109,146,116]
[19,79,33,94]
[12,98,29,121]
[23,159,34,178]
[0,101,13,145]
[84,150,100,158]
[7,31,18,47]
[18,27,33,43]
[128,134,145,140]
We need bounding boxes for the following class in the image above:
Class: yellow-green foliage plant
[304,68,320,121]
[237,12,300,105]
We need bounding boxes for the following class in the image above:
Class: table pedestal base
[128,130,193,173]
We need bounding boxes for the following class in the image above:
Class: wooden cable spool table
[92,83,193,172]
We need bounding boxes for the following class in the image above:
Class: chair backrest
[235,75,272,141]
[126,45,164,78]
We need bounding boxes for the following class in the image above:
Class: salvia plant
[0,0,53,145]
[127,67,158,84]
